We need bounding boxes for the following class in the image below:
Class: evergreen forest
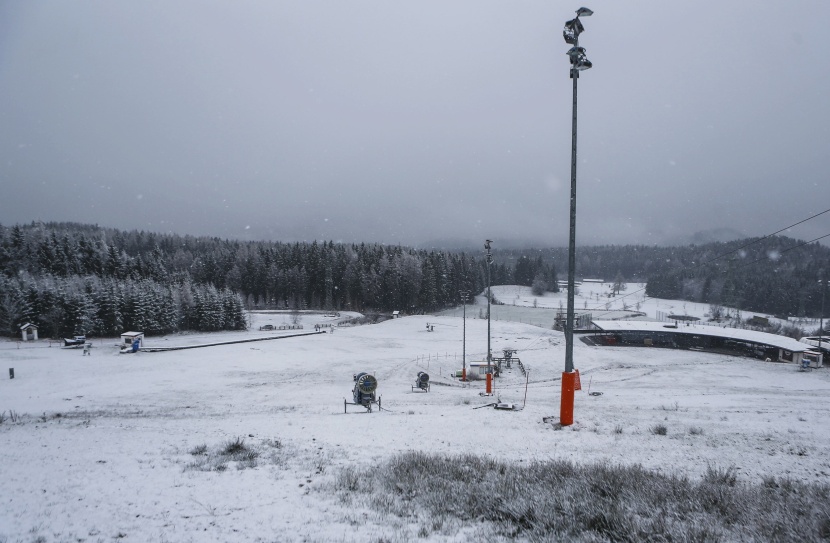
[2,222,825,340]
[504,239,829,318]
[0,222,558,338]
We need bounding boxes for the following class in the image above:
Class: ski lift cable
[521,329,554,350]
[720,232,830,275]
[698,207,830,267]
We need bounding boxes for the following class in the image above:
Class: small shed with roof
[20,323,38,341]
[120,331,145,350]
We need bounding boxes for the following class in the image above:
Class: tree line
[485,239,829,318]
[0,273,247,339]
[643,236,829,318]
[2,222,823,338]
[0,222,560,338]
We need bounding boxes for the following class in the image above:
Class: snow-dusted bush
[330,452,830,541]
[651,423,668,435]
[184,437,281,472]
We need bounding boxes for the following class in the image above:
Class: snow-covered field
[2,304,829,542]
[441,283,822,332]
[486,282,774,321]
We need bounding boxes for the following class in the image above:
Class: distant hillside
[643,236,829,318]
[493,237,829,318]
[1,222,824,338]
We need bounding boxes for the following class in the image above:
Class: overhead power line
[698,207,830,267]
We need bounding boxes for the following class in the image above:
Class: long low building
[589,320,819,366]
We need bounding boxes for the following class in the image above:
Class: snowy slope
[1,308,829,542]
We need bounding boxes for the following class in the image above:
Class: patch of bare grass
[184,437,281,472]
[651,423,668,436]
[0,410,19,424]
[332,451,830,542]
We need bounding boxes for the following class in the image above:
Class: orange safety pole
[560,371,575,426]
[462,367,466,381]
[486,372,492,394]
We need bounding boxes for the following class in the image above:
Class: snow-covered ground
[2,303,829,542]
[475,283,822,331]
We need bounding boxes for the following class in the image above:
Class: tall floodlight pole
[485,239,494,394]
[819,271,826,355]
[461,289,470,381]
[561,7,593,426]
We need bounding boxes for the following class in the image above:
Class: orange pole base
[486,373,492,394]
[560,371,575,426]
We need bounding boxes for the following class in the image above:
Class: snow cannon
[412,371,430,392]
[345,372,381,413]
[354,372,377,396]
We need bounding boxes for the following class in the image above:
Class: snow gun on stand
[412,371,430,392]
[345,372,381,413]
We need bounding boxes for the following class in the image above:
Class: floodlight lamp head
[563,17,584,44]
[567,46,592,70]
[576,7,593,17]
[485,239,493,251]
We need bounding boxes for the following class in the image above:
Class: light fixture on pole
[460,289,470,381]
[485,239,494,394]
[561,7,593,427]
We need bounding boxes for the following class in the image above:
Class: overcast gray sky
[2,1,829,248]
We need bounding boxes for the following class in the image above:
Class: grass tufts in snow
[222,437,248,456]
[689,426,705,436]
[332,451,830,542]
[184,437,276,472]
[704,464,738,487]
[661,401,681,411]
[651,423,668,436]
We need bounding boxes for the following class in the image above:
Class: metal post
[565,58,578,376]
[560,7,593,426]
[487,261,491,368]
[485,241,493,393]
[819,272,825,354]
[461,289,469,381]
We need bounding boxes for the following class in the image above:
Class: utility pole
[460,289,470,381]
[485,239,493,394]
[819,270,826,354]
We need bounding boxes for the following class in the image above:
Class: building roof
[19,323,37,330]
[800,337,830,352]
[121,331,145,337]
[591,320,808,352]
